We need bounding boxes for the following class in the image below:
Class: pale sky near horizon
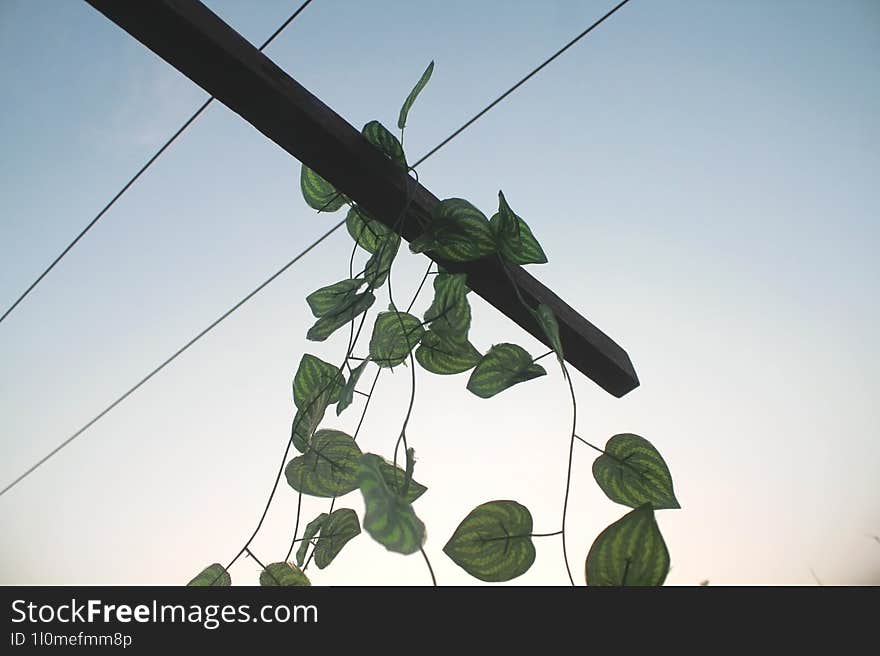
[1,0,878,586]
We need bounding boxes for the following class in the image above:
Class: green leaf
[401,447,416,500]
[363,120,407,169]
[398,60,434,130]
[290,354,346,451]
[307,291,375,342]
[293,354,345,409]
[346,205,390,254]
[443,500,536,582]
[490,191,547,265]
[187,563,230,586]
[300,165,346,212]
[285,429,363,498]
[585,505,670,586]
[296,513,328,567]
[592,434,680,510]
[312,508,362,569]
[336,358,370,416]
[423,273,471,340]
[357,454,426,555]
[306,279,364,317]
[466,344,546,399]
[260,562,311,587]
[532,303,564,365]
[410,198,496,262]
[364,232,401,290]
[377,457,428,503]
[369,310,425,368]
[415,330,481,375]
[291,403,324,453]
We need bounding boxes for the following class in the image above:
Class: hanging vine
[188,61,679,588]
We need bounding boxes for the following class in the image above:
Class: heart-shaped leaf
[300,165,346,212]
[376,457,428,503]
[490,191,547,265]
[415,330,481,375]
[410,198,496,262]
[357,454,425,555]
[592,434,680,510]
[347,205,391,254]
[312,508,362,569]
[285,430,363,498]
[363,120,407,169]
[585,504,670,586]
[369,310,425,368]
[423,273,471,340]
[466,344,546,398]
[443,500,536,582]
[306,279,364,318]
[187,563,230,586]
[293,354,345,409]
[307,291,375,342]
[260,562,311,587]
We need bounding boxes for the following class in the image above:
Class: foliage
[190,61,680,587]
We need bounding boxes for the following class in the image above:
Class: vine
[187,61,680,588]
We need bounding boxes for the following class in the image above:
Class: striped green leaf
[592,434,680,510]
[363,120,407,169]
[369,310,425,368]
[285,429,363,498]
[490,191,547,265]
[423,273,471,340]
[307,291,375,342]
[466,343,546,399]
[415,330,481,375]
[532,303,564,366]
[336,358,370,416]
[296,513,328,567]
[443,500,536,582]
[364,232,400,290]
[291,354,345,451]
[187,563,230,586]
[585,505,670,586]
[306,279,364,317]
[293,354,345,409]
[410,198,496,262]
[312,508,361,569]
[291,402,324,453]
[357,454,425,555]
[300,165,346,212]
[398,60,434,130]
[346,205,390,254]
[377,457,428,503]
[260,562,311,587]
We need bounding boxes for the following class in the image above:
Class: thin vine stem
[560,366,578,587]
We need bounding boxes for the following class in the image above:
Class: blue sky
[1,0,878,585]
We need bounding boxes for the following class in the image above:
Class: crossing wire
[0,0,317,326]
[0,0,633,498]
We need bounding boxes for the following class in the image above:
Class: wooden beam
[85,0,639,397]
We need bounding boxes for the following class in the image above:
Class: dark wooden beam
[85,0,639,397]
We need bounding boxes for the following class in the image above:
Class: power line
[0,216,346,499]
[0,0,633,498]
[0,0,316,326]
[410,0,631,169]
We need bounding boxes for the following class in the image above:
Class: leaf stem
[573,434,605,455]
[420,547,438,586]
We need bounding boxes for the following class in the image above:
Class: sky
[0,0,878,586]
